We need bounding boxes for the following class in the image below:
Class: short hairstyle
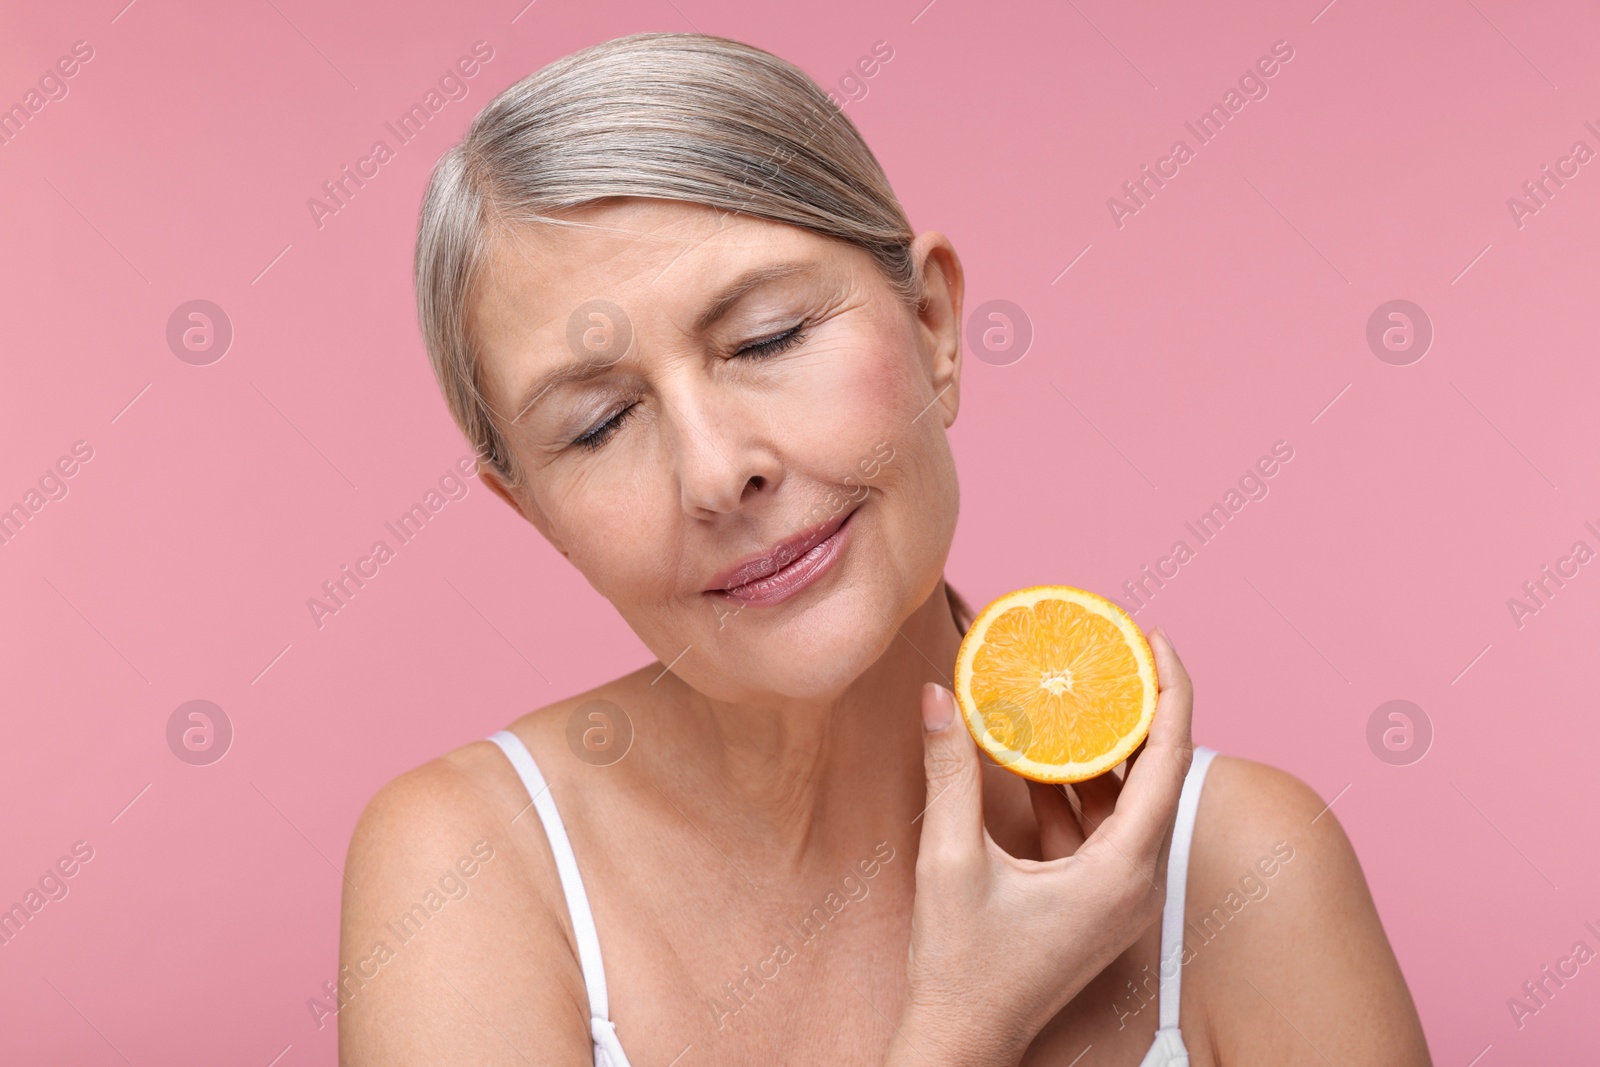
[413,31,974,633]
[414,31,919,492]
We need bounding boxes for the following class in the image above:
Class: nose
[665,383,779,520]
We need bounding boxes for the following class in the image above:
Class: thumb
[917,683,985,856]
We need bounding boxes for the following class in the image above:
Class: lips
[704,506,858,594]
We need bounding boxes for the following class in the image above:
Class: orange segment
[953,585,1158,783]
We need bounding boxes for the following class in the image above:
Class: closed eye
[572,402,636,451]
[570,323,809,452]
[737,323,807,358]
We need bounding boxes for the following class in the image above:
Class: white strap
[1157,745,1217,1030]
[488,730,614,1027]
[591,1016,634,1067]
[1138,1025,1190,1067]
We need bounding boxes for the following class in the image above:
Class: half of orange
[953,585,1158,783]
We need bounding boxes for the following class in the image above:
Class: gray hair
[414,30,921,492]
[412,30,974,633]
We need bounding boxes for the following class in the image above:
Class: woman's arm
[338,754,595,1065]
[1189,757,1433,1065]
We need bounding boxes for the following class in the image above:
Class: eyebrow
[691,261,816,334]
[506,261,820,425]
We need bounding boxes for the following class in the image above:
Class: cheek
[548,465,678,596]
[789,329,923,478]
[791,333,956,593]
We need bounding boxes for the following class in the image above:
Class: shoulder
[341,685,611,916]
[1189,754,1336,884]
[338,735,566,985]
[340,665,652,936]
[1184,753,1376,951]
[1182,754,1432,1064]
[345,663,653,877]
[334,703,613,1062]
[343,740,515,893]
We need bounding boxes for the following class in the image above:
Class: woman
[340,32,1431,1066]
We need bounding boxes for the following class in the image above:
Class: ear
[478,458,570,558]
[909,231,964,428]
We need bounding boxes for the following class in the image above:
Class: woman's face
[470,196,964,704]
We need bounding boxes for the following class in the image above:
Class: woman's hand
[884,628,1195,1067]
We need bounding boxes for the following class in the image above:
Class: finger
[1086,626,1193,857]
[917,683,986,859]
[1027,779,1084,859]
[1073,769,1123,834]
[1140,626,1194,765]
[1123,735,1149,779]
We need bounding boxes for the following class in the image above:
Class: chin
[690,583,902,704]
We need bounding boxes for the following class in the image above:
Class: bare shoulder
[1188,754,1336,890]
[343,661,653,889]
[1182,755,1432,1066]
[335,696,621,1065]
[341,740,533,927]
[345,741,510,873]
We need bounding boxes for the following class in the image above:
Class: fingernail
[922,682,954,732]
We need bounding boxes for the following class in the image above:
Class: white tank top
[488,730,1219,1067]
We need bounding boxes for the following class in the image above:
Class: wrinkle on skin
[468,195,966,856]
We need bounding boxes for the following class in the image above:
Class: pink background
[3,0,1598,1061]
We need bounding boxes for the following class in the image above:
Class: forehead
[473,198,827,340]
[467,197,868,405]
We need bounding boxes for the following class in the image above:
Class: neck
[645,578,967,876]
